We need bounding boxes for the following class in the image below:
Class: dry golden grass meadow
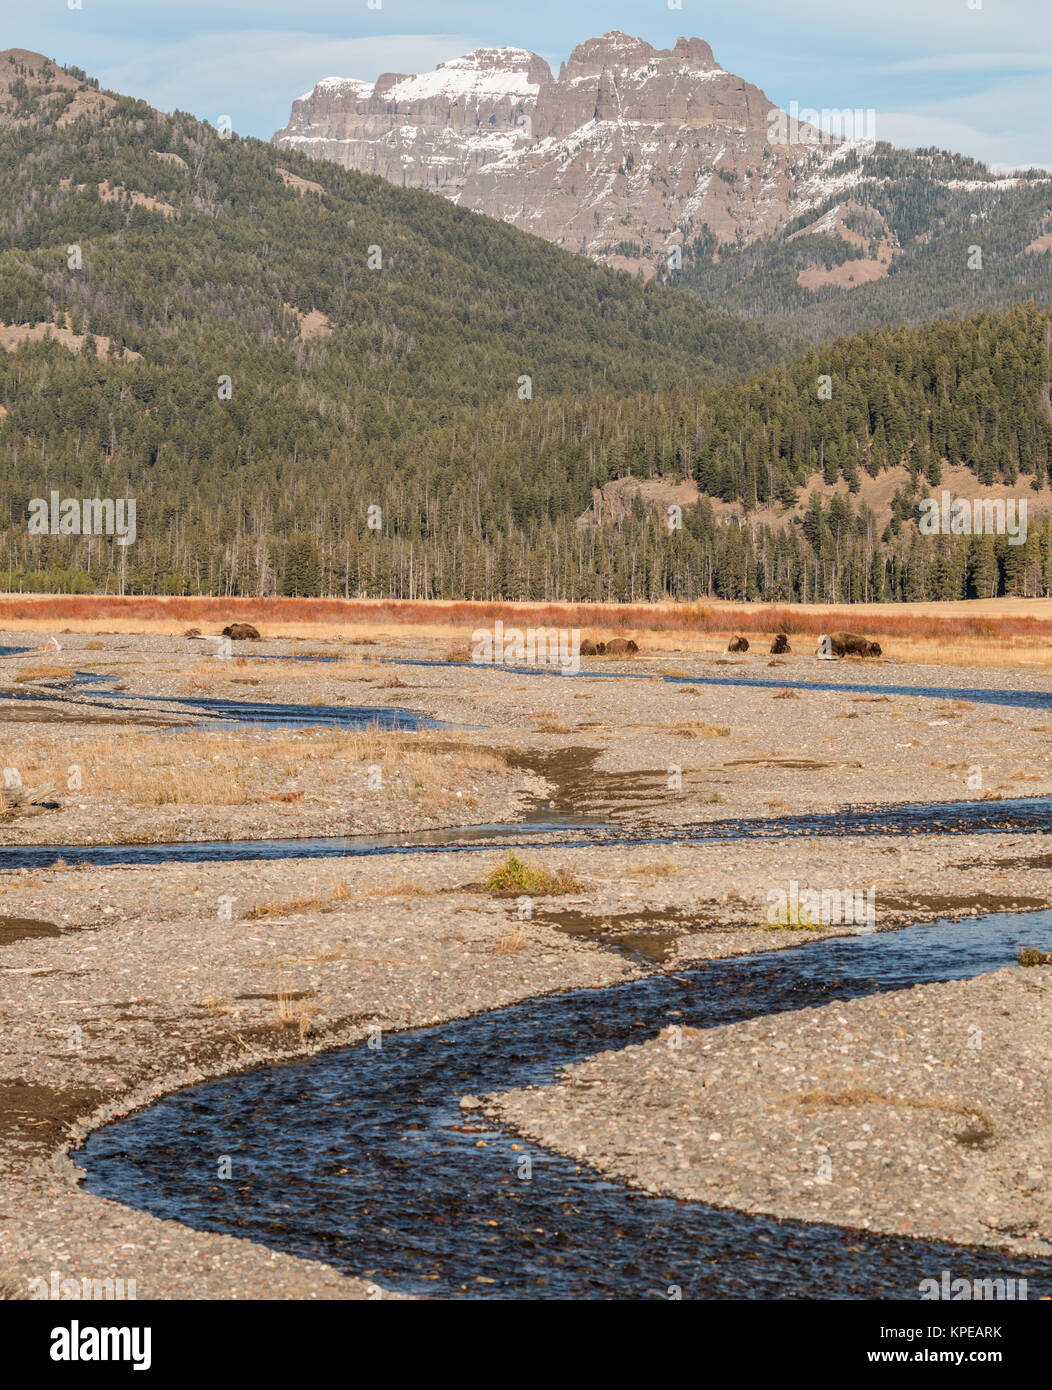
[2,594,1051,670]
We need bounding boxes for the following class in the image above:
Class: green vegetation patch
[484,853,581,897]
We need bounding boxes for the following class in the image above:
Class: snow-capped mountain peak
[274,33,836,272]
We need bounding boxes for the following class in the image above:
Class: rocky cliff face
[273,31,848,274]
[274,47,552,193]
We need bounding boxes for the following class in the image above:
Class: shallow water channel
[76,911,1052,1300]
[0,793,1048,870]
[3,673,447,733]
[6,658,1051,1296]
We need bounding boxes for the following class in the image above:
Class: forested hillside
[662,145,1052,342]
[1,54,1051,605]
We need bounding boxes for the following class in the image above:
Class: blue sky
[3,0,1050,168]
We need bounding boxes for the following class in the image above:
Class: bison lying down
[726,635,749,653]
[818,631,881,658]
[222,622,261,641]
[580,638,638,656]
[770,633,791,655]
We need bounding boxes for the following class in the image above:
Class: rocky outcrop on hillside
[274,31,845,272]
[0,48,113,127]
[577,477,702,530]
[576,465,1052,537]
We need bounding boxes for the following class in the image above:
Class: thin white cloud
[37,30,481,137]
[710,0,1041,48]
[880,51,1052,73]
[878,72,1052,167]
[3,1,1050,164]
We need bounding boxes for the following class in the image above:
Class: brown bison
[727,635,749,653]
[221,623,261,641]
[819,632,881,659]
[603,637,639,656]
[770,633,791,655]
[580,639,598,656]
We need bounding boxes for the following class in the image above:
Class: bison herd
[578,630,882,660]
[727,633,792,655]
[725,630,881,658]
[181,623,881,659]
[184,623,261,641]
[580,637,639,656]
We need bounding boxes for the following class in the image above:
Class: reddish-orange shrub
[0,594,1047,643]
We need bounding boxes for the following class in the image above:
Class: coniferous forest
[1,55,1051,603]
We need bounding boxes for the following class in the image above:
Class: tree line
[1,74,1050,602]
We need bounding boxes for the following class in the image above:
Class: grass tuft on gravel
[765,905,818,930]
[13,664,74,683]
[484,853,581,897]
[1018,945,1052,966]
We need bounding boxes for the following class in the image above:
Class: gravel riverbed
[1,628,1050,1298]
[489,965,1051,1258]
[2,629,1051,842]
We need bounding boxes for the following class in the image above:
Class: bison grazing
[819,632,881,659]
[604,637,639,656]
[770,633,791,655]
[727,635,749,653]
[221,623,261,641]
